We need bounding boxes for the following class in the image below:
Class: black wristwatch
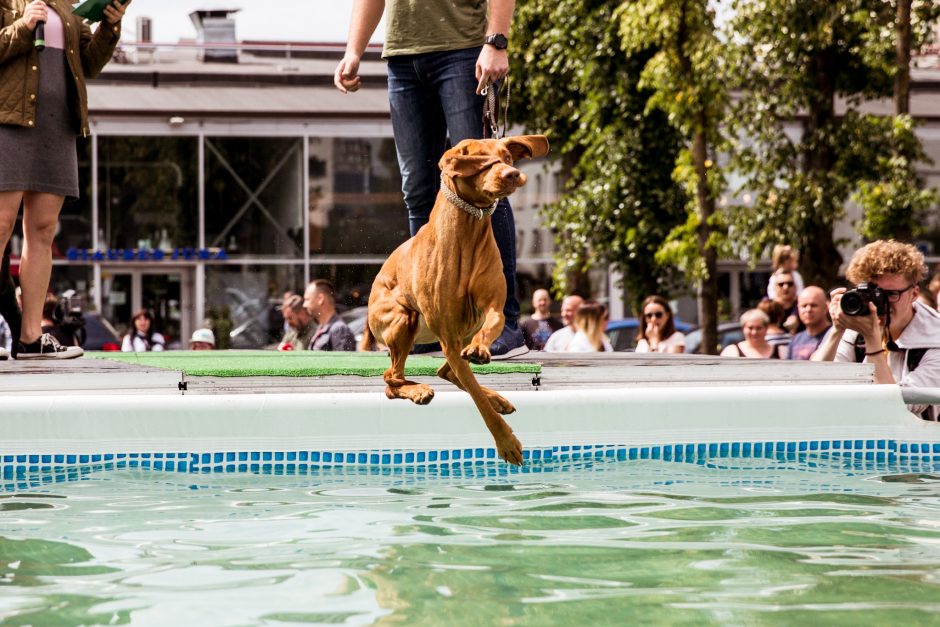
[484,33,509,50]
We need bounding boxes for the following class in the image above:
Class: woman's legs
[19,191,64,343]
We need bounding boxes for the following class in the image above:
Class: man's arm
[334,0,385,94]
[476,0,515,94]
[810,326,844,361]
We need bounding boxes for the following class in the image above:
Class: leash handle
[481,77,510,140]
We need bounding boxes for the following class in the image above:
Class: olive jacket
[0,0,121,136]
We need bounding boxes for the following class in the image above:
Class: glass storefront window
[205,264,305,348]
[308,137,408,255]
[308,263,383,309]
[205,137,304,257]
[97,136,199,250]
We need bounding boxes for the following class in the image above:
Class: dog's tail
[359,319,377,352]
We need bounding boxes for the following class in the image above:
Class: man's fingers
[334,58,362,94]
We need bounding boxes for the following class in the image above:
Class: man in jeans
[333,0,526,358]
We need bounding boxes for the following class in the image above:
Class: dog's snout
[501,168,525,185]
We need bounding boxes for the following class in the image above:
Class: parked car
[683,322,744,355]
[340,305,369,343]
[606,318,694,352]
[82,312,122,351]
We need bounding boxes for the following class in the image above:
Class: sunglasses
[644,311,665,320]
[776,281,795,288]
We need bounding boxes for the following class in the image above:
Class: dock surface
[1,351,875,395]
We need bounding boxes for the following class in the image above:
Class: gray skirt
[0,49,79,199]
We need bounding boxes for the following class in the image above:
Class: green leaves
[511,0,938,307]
[512,0,690,305]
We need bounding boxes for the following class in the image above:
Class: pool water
[1,456,940,625]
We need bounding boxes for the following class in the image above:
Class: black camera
[840,282,888,316]
[51,290,86,345]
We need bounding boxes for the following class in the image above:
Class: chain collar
[440,175,498,220]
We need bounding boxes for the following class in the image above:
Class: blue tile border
[2,439,939,486]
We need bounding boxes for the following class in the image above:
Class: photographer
[41,292,83,351]
[812,240,940,420]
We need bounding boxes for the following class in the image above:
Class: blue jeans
[386,46,520,326]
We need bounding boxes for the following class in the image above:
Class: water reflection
[0,459,937,624]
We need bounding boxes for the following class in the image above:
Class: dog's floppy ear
[501,135,550,162]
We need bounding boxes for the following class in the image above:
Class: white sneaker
[16,333,84,360]
[0,346,8,360]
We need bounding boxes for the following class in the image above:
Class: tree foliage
[510,0,688,310]
[617,0,729,353]
[510,0,940,322]
[727,0,939,287]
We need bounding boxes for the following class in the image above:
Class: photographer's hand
[828,288,847,331]
[837,301,882,348]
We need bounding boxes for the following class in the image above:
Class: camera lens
[840,292,865,316]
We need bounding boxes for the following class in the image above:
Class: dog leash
[481,77,510,140]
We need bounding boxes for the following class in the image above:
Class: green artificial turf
[87,350,540,378]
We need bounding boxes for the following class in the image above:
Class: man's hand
[334,55,362,93]
[475,46,509,95]
[830,287,881,344]
[22,1,47,31]
[828,288,848,331]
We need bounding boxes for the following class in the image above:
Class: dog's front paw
[461,343,491,365]
[498,432,523,466]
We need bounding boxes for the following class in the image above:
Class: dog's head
[439,135,550,206]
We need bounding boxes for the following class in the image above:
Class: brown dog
[362,135,550,465]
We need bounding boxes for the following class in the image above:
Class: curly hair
[845,240,925,285]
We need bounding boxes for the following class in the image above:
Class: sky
[121,0,386,44]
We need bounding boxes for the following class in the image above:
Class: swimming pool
[4,385,940,478]
[1,455,939,624]
[3,382,940,622]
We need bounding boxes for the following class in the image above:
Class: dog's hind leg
[381,310,435,405]
[440,338,522,465]
[437,360,515,415]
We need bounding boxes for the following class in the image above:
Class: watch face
[486,34,508,49]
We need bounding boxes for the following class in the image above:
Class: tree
[853,0,940,242]
[728,0,939,287]
[510,0,688,313]
[619,0,730,354]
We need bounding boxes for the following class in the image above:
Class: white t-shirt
[122,332,166,352]
[543,326,575,352]
[635,331,686,353]
[834,302,940,420]
[565,331,613,353]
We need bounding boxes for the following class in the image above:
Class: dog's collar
[440,175,498,220]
